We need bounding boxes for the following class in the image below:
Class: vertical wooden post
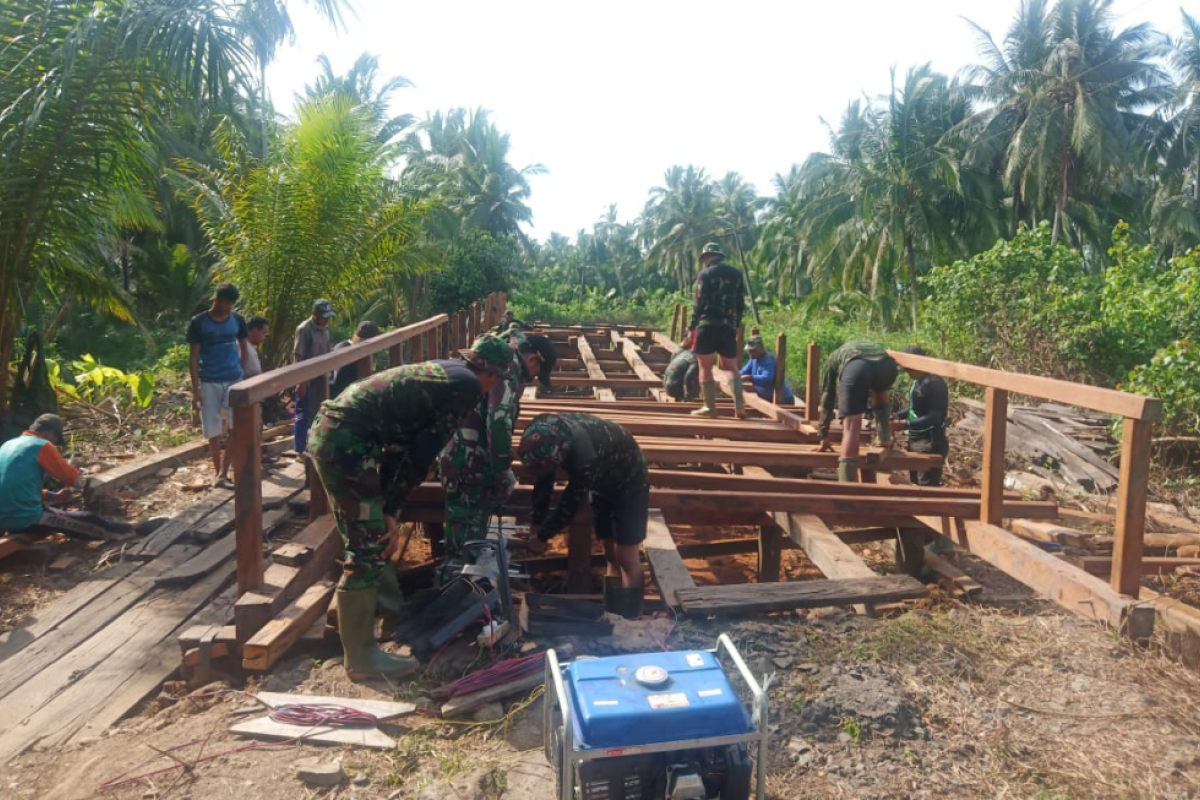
[437,322,445,357]
[468,302,479,344]
[568,513,593,594]
[805,342,820,421]
[774,332,787,406]
[498,291,508,319]
[735,323,744,360]
[231,403,263,595]
[307,375,331,520]
[1111,417,1152,598]
[669,306,680,342]
[895,528,928,579]
[757,524,783,582]
[388,343,403,368]
[980,387,1008,526]
[354,353,373,383]
[451,312,461,351]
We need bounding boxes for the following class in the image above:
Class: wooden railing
[226,291,507,595]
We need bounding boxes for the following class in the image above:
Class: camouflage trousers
[438,437,491,559]
[309,408,423,590]
[908,430,949,487]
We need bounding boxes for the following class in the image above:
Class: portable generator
[543,634,767,800]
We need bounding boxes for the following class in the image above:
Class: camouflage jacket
[527,412,648,540]
[440,341,528,487]
[689,259,745,331]
[313,360,485,512]
[817,340,890,438]
[663,348,700,401]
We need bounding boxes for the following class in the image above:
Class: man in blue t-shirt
[187,283,249,488]
[741,334,795,404]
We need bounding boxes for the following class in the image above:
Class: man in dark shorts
[891,346,950,485]
[516,412,649,616]
[687,242,746,418]
[816,341,899,482]
[307,338,510,680]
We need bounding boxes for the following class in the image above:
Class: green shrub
[1123,341,1200,438]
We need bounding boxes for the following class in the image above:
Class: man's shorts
[693,325,737,359]
[591,485,650,546]
[838,357,898,418]
[200,380,235,439]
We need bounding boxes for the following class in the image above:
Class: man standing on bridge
[516,412,648,616]
[816,341,899,483]
[687,242,746,419]
[307,338,510,680]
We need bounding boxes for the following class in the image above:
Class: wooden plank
[676,575,928,615]
[774,332,787,405]
[440,671,545,719]
[234,515,339,640]
[550,376,657,390]
[1071,556,1200,577]
[643,510,696,607]
[889,349,1161,421]
[981,388,1008,526]
[254,691,414,719]
[923,547,984,597]
[242,581,336,670]
[772,512,877,615]
[1112,417,1152,597]
[0,536,24,561]
[610,331,662,383]
[806,342,821,421]
[232,403,264,593]
[641,468,1014,500]
[88,439,211,495]
[567,515,593,594]
[230,715,395,748]
[273,542,313,566]
[959,520,1154,640]
[156,505,294,588]
[229,314,448,406]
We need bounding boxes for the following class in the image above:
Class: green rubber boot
[728,376,746,419]
[338,586,418,681]
[376,566,406,641]
[837,457,859,483]
[691,381,719,418]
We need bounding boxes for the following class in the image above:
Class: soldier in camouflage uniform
[688,242,746,418]
[815,340,899,482]
[438,332,556,567]
[307,337,510,679]
[516,412,648,615]
[663,345,701,401]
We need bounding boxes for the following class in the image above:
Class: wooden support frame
[805,342,820,421]
[231,404,264,593]
[772,512,878,615]
[643,510,696,607]
[980,387,1008,526]
[575,335,615,402]
[773,333,787,405]
[1112,418,1152,597]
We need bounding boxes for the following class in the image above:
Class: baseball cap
[312,299,335,318]
[701,242,724,257]
[744,334,764,351]
[458,334,512,376]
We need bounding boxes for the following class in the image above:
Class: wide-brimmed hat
[744,334,764,352]
[458,334,512,376]
[700,242,724,258]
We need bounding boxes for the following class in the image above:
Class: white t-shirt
[244,344,263,378]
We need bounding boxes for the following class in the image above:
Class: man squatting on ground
[517,412,649,617]
[688,242,746,419]
[438,330,557,571]
[891,345,950,486]
[662,340,701,402]
[816,341,900,482]
[306,337,512,679]
[741,333,795,403]
[0,414,166,541]
[187,282,249,489]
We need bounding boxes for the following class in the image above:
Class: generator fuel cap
[634,664,669,687]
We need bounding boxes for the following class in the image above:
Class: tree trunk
[905,235,919,331]
[0,301,15,422]
[1052,140,1070,247]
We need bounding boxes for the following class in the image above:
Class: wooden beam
[233,516,339,640]
[960,520,1154,640]
[242,581,336,670]
[549,376,658,390]
[981,388,1008,526]
[888,349,1162,421]
[307,374,330,520]
[575,335,616,402]
[643,510,696,607]
[1112,417,1152,598]
[675,575,928,615]
[772,512,878,614]
[805,342,820,422]
[774,332,787,405]
[610,331,662,383]
[1071,555,1200,577]
[758,524,784,582]
[231,403,264,594]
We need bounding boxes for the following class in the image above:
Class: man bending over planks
[815,341,899,482]
[516,412,648,617]
[307,337,510,680]
[891,345,950,486]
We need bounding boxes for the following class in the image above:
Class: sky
[267,0,1187,242]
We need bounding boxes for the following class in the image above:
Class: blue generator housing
[544,635,768,800]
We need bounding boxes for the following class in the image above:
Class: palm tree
[303,52,415,144]
[962,0,1170,247]
[644,165,719,291]
[0,0,253,418]
[175,96,439,366]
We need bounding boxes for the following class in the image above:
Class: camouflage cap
[701,242,724,257]
[458,334,512,376]
[517,416,569,474]
[744,334,764,351]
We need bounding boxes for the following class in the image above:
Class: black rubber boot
[608,587,645,618]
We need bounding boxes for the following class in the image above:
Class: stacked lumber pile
[957,398,1118,492]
